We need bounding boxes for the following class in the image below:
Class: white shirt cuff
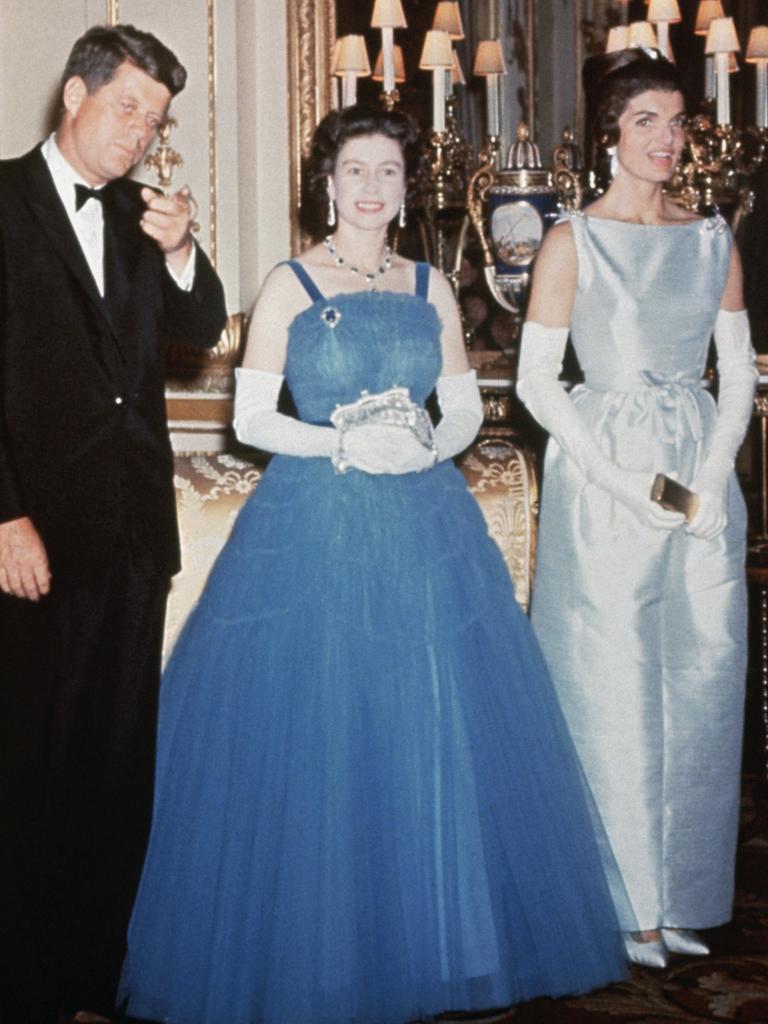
[165,245,196,291]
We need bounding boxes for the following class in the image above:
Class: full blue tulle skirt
[119,456,628,1024]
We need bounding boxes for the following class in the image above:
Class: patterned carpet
[440,778,768,1024]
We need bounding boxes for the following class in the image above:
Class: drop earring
[607,145,621,179]
[398,202,407,228]
[327,194,336,228]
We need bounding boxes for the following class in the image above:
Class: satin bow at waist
[577,370,705,443]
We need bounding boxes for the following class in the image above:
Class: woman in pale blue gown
[118,106,629,1024]
[518,49,757,969]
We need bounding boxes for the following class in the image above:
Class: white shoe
[623,933,669,968]
[661,928,710,956]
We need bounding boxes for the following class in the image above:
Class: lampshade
[706,17,741,54]
[433,1,464,40]
[372,45,406,83]
[334,35,371,76]
[370,0,407,29]
[627,21,657,48]
[647,0,681,24]
[695,1,724,35]
[473,39,507,76]
[746,26,768,62]
[606,26,629,52]
[330,37,342,76]
[420,30,454,69]
[452,50,466,86]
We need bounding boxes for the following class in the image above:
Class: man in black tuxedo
[0,24,226,1023]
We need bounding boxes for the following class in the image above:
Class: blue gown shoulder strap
[415,261,430,300]
[279,259,325,304]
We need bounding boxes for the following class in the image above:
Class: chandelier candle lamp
[627,20,658,48]
[747,27,768,130]
[647,0,681,61]
[419,29,454,133]
[473,40,507,149]
[707,16,741,126]
[371,0,407,103]
[334,35,372,107]
[695,0,725,101]
[432,1,465,97]
[372,45,406,86]
[606,25,630,52]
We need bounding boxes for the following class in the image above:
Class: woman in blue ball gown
[119,106,629,1024]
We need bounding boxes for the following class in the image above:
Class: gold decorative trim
[207,0,218,269]
[106,0,119,26]
[458,438,539,612]
[287,0,336,254]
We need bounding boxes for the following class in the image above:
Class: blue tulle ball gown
[119,262,628,1024]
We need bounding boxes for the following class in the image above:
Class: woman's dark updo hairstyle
[584,47,685,147]
[308,104,424,208]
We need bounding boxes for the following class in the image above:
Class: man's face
[58,61,171,186]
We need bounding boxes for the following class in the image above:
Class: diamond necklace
[323,235,393,289]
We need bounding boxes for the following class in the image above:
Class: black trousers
[0,524,169,1021]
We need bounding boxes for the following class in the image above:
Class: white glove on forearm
[233,367,339,457]
[433,370,484,461]
[687,308,757,540]
[341,425,437,474]
[517,321,684,530]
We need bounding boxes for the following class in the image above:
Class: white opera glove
[433,370,484,461]
[342,424,437,475]
[518,321,684,531]
[687,309,757,540]
[233,367,340,458]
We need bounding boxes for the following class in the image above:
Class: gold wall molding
[287,0,336,254]
[106,0,120,26]
[207,0,218,269]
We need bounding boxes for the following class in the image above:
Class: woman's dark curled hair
[307,104,425,209]
[584,47,685,146]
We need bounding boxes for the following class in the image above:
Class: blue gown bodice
[284,261,442,420]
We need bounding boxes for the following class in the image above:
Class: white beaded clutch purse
[330,386,436,473]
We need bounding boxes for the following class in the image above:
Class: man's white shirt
[42,133,195,297]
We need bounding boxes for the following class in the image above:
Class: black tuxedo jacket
[0,145,227,581]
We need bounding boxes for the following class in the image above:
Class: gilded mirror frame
[288,0,337,254]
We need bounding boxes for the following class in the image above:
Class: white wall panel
[0,0,291,315]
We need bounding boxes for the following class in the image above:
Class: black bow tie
[74,184,107,211]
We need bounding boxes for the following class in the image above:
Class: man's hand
[140,185,195,276]
[0,516,51,601]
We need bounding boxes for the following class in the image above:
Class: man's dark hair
[61,23,187,99]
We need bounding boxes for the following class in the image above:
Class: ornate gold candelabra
[380,88,400,112]
[416,94,473,297]
[145,118,184,194]
[669,115,768,226]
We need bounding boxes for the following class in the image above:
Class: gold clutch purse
[650,473,700,522]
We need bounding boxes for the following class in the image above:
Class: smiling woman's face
[328,133,406,231]
[615,88,686,184]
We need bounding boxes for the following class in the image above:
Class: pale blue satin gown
[531,212,747,932]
